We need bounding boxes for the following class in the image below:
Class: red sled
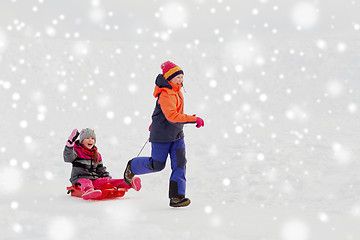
[66,183,127,200]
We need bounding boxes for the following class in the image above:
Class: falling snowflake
[332,142,352,165]
[204,206,213,214]
[222,178,231,186]
[326,80,344,97]
[318,212,329,223]
[106,111,115,119]
[0,28,7,53]
[285,106,308,122]
[225,40,260,66]
[0,167,23,194]
[128,83,138,94]
[257,153,265,161]
[316,39,327,50]
[235,125,243,134]
[224,94,232,102]
[97,95,111,108]
[291,2,319,29]
[281,219,310,240]
[347,103,357,113]
[209,79,217,88]
[123,116,132,124]
[48,216,75,240]
[159,3,188,29]
[336,42,347,53]
[72,41,90,56]
[10,201,19,210]
[88,7,105,23]
[259,94,268,102]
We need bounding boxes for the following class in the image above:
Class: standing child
[63,128,141,200]
[123,61,205,207]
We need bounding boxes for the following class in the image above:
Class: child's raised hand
[196,117,204,128]
[66,129,79,147]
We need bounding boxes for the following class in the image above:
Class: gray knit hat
[79,128,96,143]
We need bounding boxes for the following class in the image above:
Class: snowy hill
[1,1,360,240]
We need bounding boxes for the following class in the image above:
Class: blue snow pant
[130,138,187,198]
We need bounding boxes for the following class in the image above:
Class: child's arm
[63,146,77,163]
[158,93,197,124]
[63,129,79,163]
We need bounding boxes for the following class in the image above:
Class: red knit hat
[161,61,184,81]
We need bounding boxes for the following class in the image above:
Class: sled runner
[66,183,127,200]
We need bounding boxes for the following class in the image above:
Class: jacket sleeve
[158,92,197,124]
[96,161,111,178]
[63,146,77,163]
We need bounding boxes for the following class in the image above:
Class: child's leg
[77,178,102,200]
[169,138,187,198]
[77,178,95,193]
[110,178,141,191]
[130,142,170,175]
[108,178,131,190]
[93,178,141,191]
[92,177,110,189]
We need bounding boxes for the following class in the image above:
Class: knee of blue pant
[147,158,166,172]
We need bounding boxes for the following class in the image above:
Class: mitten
[66,129,79,147]
[149,124,151,131]
[196,117,204,128]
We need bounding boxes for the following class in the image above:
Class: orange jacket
[153,82,197,124]
[149,74,197,142]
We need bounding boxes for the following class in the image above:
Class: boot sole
[131,177,142,191]
[170,198,191,207]
[82,190,102,200]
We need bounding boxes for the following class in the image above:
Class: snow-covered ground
[1,1,360,240]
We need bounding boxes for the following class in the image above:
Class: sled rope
[137,138,149,157]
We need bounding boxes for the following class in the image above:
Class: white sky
[1,0,359,42]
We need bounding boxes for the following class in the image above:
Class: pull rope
[137,138,149,157]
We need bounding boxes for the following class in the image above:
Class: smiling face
[82,137,96,149]
[169,74,184,85]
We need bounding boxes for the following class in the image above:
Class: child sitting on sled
[63,128,141,200]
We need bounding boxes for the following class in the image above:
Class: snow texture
[1,0,360,239]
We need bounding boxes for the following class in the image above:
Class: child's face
[170,74,184,85]
[82,137,95,149]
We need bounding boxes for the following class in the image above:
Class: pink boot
[82,188,102,200]
[131,177,141,191]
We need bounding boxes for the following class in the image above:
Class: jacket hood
[153,74,182,98]
[155,74,172,89]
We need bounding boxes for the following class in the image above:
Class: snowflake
[281,219,310,240]
[48,217,75,240]
[159,3,188,29]
[291,2,319,30]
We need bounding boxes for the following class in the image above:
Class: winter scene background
[1,0,360,239]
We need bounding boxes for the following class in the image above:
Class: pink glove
[196,117,204,128]
[66,129,79,147]
[149,124,151,131]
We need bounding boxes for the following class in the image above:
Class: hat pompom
[161,61,177,74]
[161,61,184,81]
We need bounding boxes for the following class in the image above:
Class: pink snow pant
[77,177,131,193]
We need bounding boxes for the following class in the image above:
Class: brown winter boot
[169,197,191,207]
[123,160,135,185]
